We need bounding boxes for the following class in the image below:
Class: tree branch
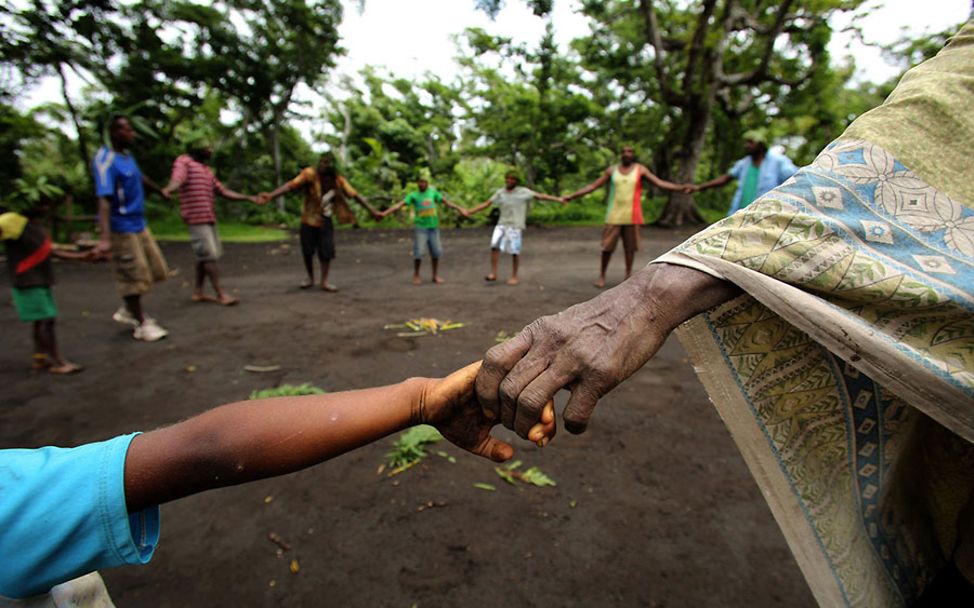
[717,0,796,87]
[684,0,719,94]
[638,0,681,107]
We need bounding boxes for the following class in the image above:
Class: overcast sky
[326,0,970,85]
[19,0,972,123]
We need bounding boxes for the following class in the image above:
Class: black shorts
[300,219,335,261]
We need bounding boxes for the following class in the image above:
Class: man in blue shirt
[689,129,798,216]
[92,115,171,341]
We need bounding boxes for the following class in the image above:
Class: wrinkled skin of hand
[476,263,739,439]
[418,361,557,462]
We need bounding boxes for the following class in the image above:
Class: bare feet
[49,361,83,375]
[192,293,218,303]
[593,277,606,289]
[506,277,519,286]
[413,276,423,285]
[321,284,339,293]
[300,279,313,289]
[432,276,445,284]
[217,294,239,306]
[484,274,497,282]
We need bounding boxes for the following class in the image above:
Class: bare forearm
[634,262,741,332]
[219,189,252,202]
[124,379,426,512]
[353,195,378,214]
[443,199,464,212]
[467,201,493,213]
[142,175,163,194]
[97,198,111,242]
[162,178,184,193]
[566,183,599,201]
[266,184,292,200]
[696,174,733,191]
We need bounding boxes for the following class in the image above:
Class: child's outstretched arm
[465,199,492,215]
[123,362,533,512]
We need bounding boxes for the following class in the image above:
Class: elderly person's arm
[475,263,739,438]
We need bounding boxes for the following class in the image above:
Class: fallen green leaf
[386,425,443,469]
[494,467,517,485]
[473,482,496,492]
[250,383,325,399]
[520,466,556,487]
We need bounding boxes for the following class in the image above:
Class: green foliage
[6,176,64,211]
[249,383,326,400]
[2,0,958,232]
[386,425,443,469]
[0,104,45,193]
[149,217,289,242]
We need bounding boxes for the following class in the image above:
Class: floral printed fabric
[657,139,974,607]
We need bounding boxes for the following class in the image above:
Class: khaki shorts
[601,224,641,253]
[188,223,223,262]
[111,229,168,296]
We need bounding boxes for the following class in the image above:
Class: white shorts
[490,225,523,255]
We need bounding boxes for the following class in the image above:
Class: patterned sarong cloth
[657,138,974,607]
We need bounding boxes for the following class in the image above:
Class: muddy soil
[1,225,815,607]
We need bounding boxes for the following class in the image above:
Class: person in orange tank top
[564,145,692,288]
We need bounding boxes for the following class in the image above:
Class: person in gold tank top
[564,145,691,288]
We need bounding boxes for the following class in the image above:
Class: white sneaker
[133,319,168,342]
[112,306,138,326]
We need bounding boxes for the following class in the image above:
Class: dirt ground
[1,225,816,607]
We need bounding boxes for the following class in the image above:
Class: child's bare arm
[122,362,533,512]
[466,200,492,214]
[51,249,93,261]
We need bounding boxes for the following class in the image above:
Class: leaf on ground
[244,365,283,374]
[494,330,517,343]
[386,425,443,469]
[473,482,496,491]
[249,383,324,399]
[387,318,465,337]
[519,466,556,487]
[494,467,517,485]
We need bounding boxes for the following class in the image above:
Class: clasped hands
[432,268,680,462]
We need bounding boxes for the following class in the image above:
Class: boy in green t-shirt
[379,176,467,284]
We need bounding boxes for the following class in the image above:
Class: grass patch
[151,217,289,243]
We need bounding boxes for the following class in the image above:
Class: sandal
[49,362,83,375]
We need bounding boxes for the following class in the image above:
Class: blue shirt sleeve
[0,434,160,599]
[92,148,116,198]
[778,155,799,182]
[728,157,748,182]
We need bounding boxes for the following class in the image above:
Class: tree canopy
[2,0,965,227]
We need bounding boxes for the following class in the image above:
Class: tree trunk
[337,102,351,165]
[270,119,284,213]
[654,94,714,228]
[58,64,92,189]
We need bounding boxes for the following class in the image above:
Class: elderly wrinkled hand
[474,264,740,440]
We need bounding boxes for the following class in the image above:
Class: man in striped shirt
[162,139,261,306]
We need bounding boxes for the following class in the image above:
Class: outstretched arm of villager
[692,173,733,193]
[639,166,690,193]
[475,263,740,439]
[564,168,611,201]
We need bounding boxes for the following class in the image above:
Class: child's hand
[418,361,556,462]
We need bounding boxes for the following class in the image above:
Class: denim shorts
[413,227,443,259]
